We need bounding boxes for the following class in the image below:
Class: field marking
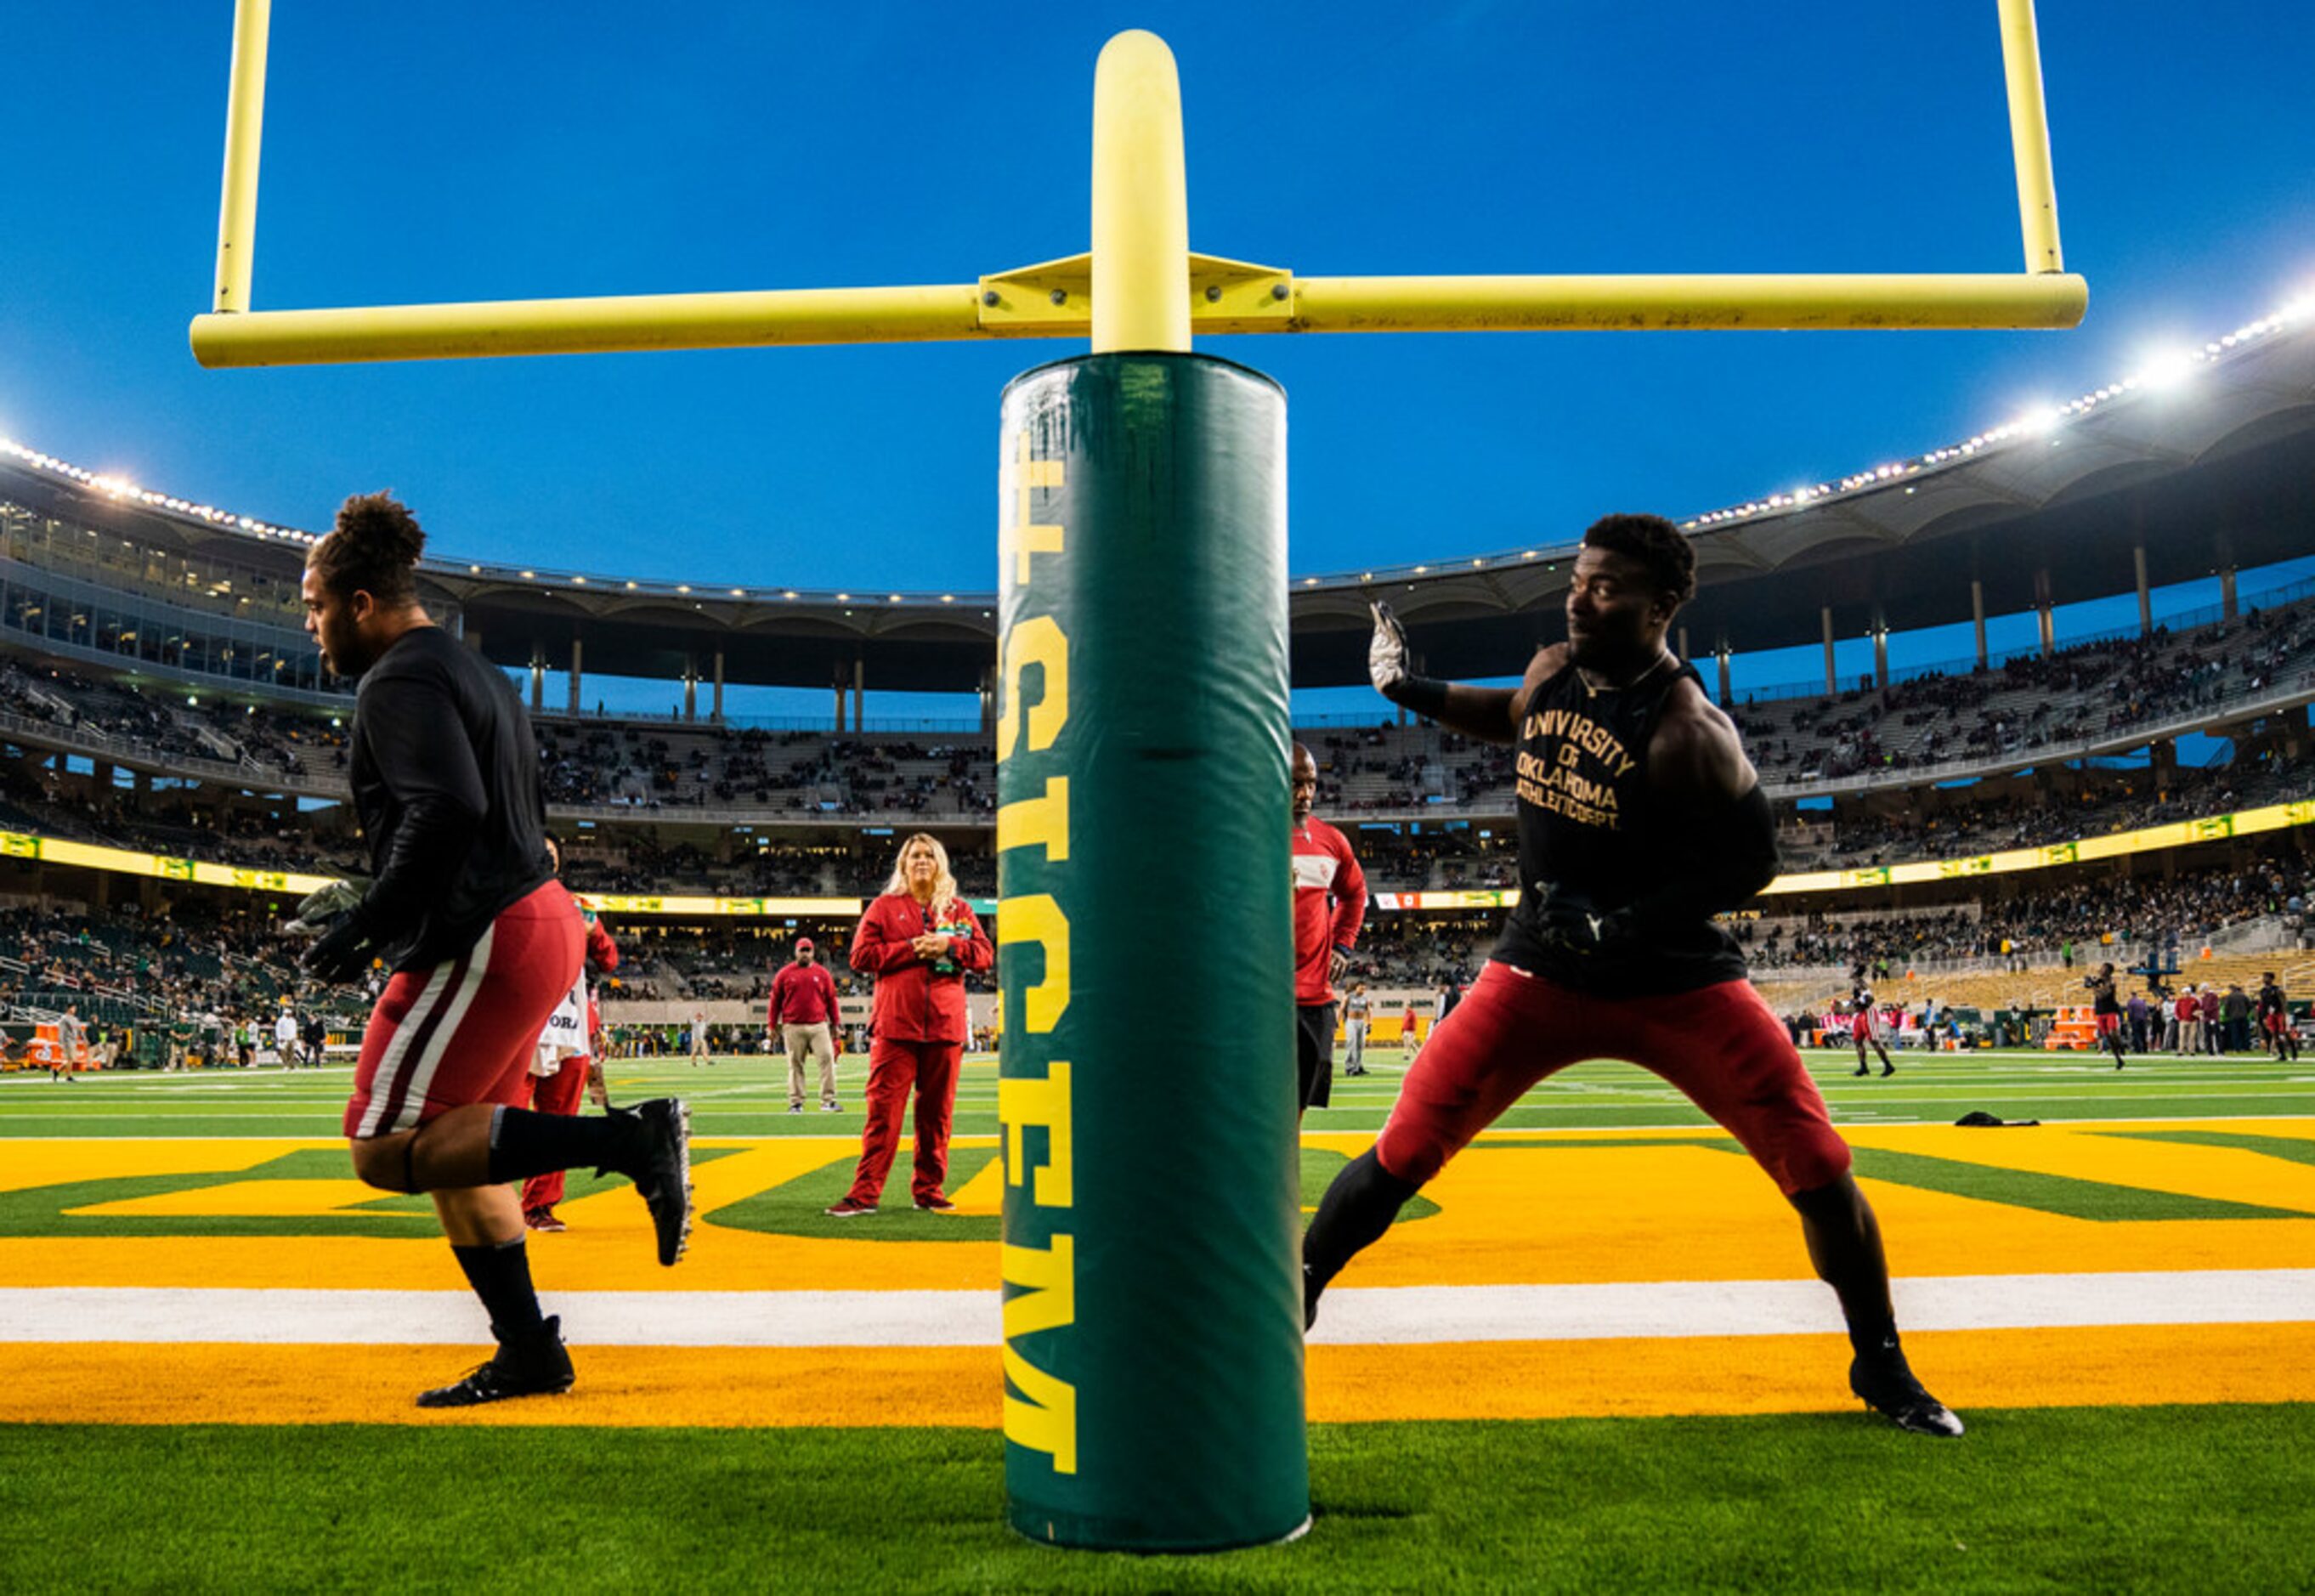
[4,1269,2307,1349]
[1311,1271,2315,1344]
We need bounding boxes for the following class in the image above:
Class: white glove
[1368,600,1412,696]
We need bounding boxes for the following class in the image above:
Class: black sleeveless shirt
[1491,655,1752,997]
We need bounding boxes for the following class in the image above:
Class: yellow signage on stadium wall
[1372,889,1520,911]
[570,893,864,918]
[0,830,335,896]
[0,795,2305,914]
[1759,798,2314,897]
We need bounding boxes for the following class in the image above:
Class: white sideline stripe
[1308,1270,2315,1344]
[1,1270,2310,1348]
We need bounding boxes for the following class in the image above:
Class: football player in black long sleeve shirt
[299,492,693,1408]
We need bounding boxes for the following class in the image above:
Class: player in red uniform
[1848,984,1895,1078]
[297,493,691,1408]
[1292,743,1368,1118]
[824,834,993,1215]
[520,835,620,1231]
[2260,972,2299,1060]
[1300,512,1960,1436]
[2085,962,2127,1070]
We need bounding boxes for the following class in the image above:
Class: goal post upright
[211,0,270,315]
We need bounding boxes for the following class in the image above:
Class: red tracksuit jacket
[1293,816,1367,1006]
[848,892,993,1044]
[769,959,840,1027]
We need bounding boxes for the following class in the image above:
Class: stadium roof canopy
[6,303,2310,695]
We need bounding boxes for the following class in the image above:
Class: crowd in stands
[0,898,363,1056]
[1305,726,1515,812]
[0,659,346,782]
[1742,855,2307,974]
[1732,597,2315,784]
[536,722,998,818]
[1780,746,2309,869]
[0,587,2305,908]
[2,838,2303,1066]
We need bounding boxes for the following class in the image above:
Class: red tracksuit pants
[846,1037,962,1206]
[520,1053,591,1211]
[1378,960,1852,1196]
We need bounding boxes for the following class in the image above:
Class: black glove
[1532,886,1639,959]
[284,876,371,938]
[302,909,380,984]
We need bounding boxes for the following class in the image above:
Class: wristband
[1390,676,1450,718]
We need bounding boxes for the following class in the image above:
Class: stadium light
[2131,348,2199,390]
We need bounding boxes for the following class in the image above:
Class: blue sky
[2,3,2310,716]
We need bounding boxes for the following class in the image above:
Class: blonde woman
[825,835,993,1216]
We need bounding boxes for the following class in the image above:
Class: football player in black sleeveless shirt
[1302,513,1961,1437]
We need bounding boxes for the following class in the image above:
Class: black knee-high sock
[484,1105,639,1184]
[1789,1178,1901,1361]
[1304,1148,1422,1298]
[450,1235,546,1342]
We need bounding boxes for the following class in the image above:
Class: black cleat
[416,1317,575,1407]
[626,1098,693,1266]
[1303,1264,1323,1333]
[1850,1352,1964,1437]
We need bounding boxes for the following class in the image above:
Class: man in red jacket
[1292,743,1367,1117]
[826,834,993,1216]
[770,935,843,1113]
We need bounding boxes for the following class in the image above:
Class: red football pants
[1378,960,1852,1196]
[342,881,584,1140]
[519,1053,591,1211]
[846,1037,961,1206]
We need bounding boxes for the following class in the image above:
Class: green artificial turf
[0,1406,2306,1592]
[4,1050,2312,1142]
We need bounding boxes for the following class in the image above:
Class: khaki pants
[785,1022,840,1108]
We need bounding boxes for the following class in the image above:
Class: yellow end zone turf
[0,1323,2306,1428]
[2,1123,2313,1290]
[2,1121,2309,1426]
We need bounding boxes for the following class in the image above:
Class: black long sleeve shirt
[349,625,553,972]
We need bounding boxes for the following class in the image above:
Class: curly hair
[1581,512,1695,606]
[308,491,427,606]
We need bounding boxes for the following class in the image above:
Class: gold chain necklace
[1576,651,1673,701]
